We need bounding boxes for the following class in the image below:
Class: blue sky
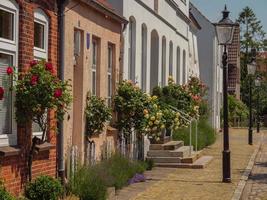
[191,0,267,33]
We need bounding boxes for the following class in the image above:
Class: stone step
[154,156,213,169]
[181,150,203,164]
[162,141,184,150]
[147,145,193,158]
[146,156,182,163]
[149,141,184,150]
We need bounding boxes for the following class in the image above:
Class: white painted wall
[108,0,190,91]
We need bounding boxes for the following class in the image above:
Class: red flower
[30,75,39,86]
[30,60,38,67]
[6,67,13,75]
[45,62,53,73]
[54,89,62,98]
[0,87,4,100]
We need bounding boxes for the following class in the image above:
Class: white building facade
[108,0,191,91]
[190,3,223,130]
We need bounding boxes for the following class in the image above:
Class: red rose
[45,63,53,72]
[30,60,38,67]
[30,75,39,86]
[0,87,4,100]
[6,67,13,75]
[54,89,62,98]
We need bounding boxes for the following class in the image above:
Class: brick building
[228,25,241,99]
[257,52,267,74]
[0,0,58,195]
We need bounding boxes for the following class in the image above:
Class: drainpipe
[57,0,67,186]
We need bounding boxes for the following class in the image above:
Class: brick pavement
[115,129,261,200]
[241,131,267,200]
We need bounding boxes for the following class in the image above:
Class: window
[129,17,136,82]
[141,24,147,91]
[176,46,181,84]
[107,44,114,107]
[0,9,14,41]
[182,50,186,83]
[92,39,98,96]
[0,53,13,135]
[161,36,166,86]
[0,0,18,147]
[154,0,158,12]
[34,9,49,60]
[169,41,173,76]
[34,22,44,49]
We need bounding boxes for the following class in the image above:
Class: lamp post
[215,5,235,183]
[247,48,256,145]
[255,76,261,133]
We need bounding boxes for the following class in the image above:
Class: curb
[231,132,264,200]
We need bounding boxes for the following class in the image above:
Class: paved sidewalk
[241,131,267,200]
[116,129,261,200]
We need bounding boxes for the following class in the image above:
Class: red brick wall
[0,0,58,196]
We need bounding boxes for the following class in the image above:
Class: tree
[237,7,266,105]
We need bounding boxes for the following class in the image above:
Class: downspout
[57,0,67,185]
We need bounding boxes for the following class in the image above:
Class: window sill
[35,142,55,152]
[0,146,20,157]
[107,126,118,135]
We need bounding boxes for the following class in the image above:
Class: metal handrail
[168,105,199,156]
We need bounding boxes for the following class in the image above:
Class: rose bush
[85,93,112,137]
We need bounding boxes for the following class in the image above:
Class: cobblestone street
[116,129,262,200]
[241,130,267,200]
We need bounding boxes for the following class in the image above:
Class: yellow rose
[149,121,153,126]
[148,96,152,101]
[145,114,149,119]
[176,112,180,117]
[154,120,160,125]
[174,126,179,130]
[153,104,158,109]
[150,116,156,121]
[152,126,158,131]
[156,112,162,118]
[160,124,165,129]
[152,95,158,100]
[174,118,179,122]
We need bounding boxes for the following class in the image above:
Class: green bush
[0,186,15,200]
[69,154,147,199]
[25,175,63,200]
[172,119,216,150]
[70,166,108,200]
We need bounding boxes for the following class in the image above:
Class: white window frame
[92,39,98,96]
[33,9,49,60]
[0,0,18,147]
[107,44,113,107]
[32,9,49,137]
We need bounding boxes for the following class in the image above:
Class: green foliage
[69,154,147,200]
[144,159,154,171]
[228,95,249,124]
[172,119,216,150]
[0,183,15,200]
[70,166,108,200]
[85,93,112,136]
[24,175,63,200]
[114,80,148,135]
[13,60,72,139]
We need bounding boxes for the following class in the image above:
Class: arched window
[0,0,19,146]
[161,36,166,86]
[34,9,49,60]
[141,24,147,91]
[129,16,136,82]
[182,50,186,83]
[150,30,159,92]
[154,0,158,12]
[169,41,173,76]
[176,46,180,84]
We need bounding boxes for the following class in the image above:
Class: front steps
[147,141,213,169]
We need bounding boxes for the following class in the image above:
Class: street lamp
[215,5,235,183]
[247,48,257,145]
[255,76,261,133]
